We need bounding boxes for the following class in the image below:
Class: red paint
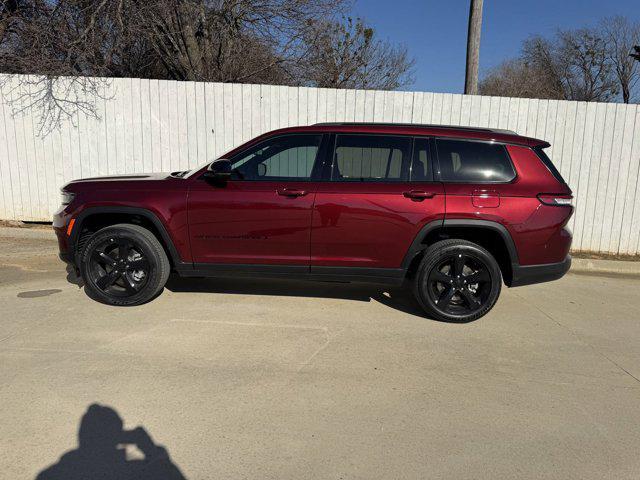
[54,124,572,272]
[188,180,317,264]
[310,181,445,268]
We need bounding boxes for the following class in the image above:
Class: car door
[310,134,445,272]
[188,133,328,267]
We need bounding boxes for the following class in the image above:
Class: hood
[67,173,173,184]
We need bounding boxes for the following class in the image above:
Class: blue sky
[353,0,640,93]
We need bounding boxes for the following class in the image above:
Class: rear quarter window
[534,147,567,185]
[436,139,516,183]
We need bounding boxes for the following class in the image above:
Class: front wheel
[79,224,170,306]
[413,239,502,322]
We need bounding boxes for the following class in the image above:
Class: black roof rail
[312,122,517,136]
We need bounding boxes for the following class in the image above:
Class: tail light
[537,193,573,207]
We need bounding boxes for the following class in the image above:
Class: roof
[219,123,550,160]
[253,123,549,148]
[314,122,518,136]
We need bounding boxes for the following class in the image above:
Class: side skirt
[175,263,406,286]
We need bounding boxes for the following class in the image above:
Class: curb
[0,226,56,240]
[570,257,640,278]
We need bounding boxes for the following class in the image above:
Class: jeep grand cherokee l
[53,123,573,322]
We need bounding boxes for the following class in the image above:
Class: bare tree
[0,0,116,134]
[479,59,564,99]
[299,17,414,90]
[3,0,388,134]
[130,0,351,83]
[601,16,640,103]
[526,29,618,102]
[482,27,619,102]
[560,28,618,101]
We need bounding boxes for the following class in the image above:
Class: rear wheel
[80,224,170,306]
[413,239,502,322]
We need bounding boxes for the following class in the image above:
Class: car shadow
[67,268,464,322]
[164,274,429,318]
[35,403,187,480]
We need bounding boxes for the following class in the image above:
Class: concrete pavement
[1,227,639,479]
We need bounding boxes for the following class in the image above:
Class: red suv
[53,123,573,322]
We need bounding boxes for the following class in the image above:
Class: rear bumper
[510,255,571,287]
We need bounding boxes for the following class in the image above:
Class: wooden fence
[0,74,639,254]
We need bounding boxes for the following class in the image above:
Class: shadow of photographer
[36,403,186,480]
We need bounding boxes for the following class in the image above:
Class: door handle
[277,188,308,197]
[403,190,436,200]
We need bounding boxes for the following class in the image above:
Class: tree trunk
[622,81,630,103]
[464,0,483,95]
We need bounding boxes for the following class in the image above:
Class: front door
[188,134,327,266]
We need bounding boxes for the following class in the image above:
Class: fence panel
[0,74,639,254]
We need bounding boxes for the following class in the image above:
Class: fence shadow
[35,403,187,480]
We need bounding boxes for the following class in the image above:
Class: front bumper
[53,205,75,266]
[510,255,571,287]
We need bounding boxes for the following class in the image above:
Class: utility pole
[464,0,484,95]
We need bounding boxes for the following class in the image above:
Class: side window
[411,138,433,181]
[332,135,412,182]
[231,134,322,180]
[534,146,567,185]
[436,139,516,183]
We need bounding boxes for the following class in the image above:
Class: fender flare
[400,218,519,270]
[70,206,183,265]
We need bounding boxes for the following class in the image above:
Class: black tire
[413,239,502,322]
[79,224,170,306]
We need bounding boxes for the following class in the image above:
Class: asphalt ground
[1,227,639,480]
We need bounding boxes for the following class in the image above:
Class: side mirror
[204,159,232,180]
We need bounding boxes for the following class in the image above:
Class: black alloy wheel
[413,239,502,322]
[80,224,170,306]
[427,253,491,315]
[88,237,150,297]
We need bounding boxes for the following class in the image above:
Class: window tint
[534,146,567,185]
[411,138,432,181]
[231,135,322,180]
[436,139,516,183]
[332,135,412,181]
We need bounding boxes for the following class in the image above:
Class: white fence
[0,74,639,255]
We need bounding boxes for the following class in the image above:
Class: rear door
[310,134,445,271]
[188,133,328,266]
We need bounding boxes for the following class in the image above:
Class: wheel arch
[402,219,519,285]
[70,207,183,267]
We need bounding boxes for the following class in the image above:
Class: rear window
[534,147,567,185]
[436,139,516,183]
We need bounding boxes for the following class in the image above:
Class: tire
[79,223,170,306]
[413,239,502,322]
